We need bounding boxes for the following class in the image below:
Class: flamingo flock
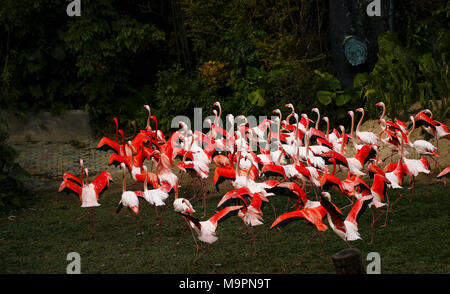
[58,101,449,264]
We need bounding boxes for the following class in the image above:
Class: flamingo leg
[184,217,201,252]
[132,212,137,250]
[176,219,189,245]
[77,209,89,222]
[382,192,390,228]
[189,177,199,202]
[193,244,209,264]
[296,230,318,266]
[250,228,260,256]
[201,178,207,219]
[92,208,96,238]
[408,177,416,203]
[390,191,403,212]
[368,207,385,245]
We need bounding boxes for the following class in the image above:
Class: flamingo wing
[208,206,243,227]
[62,172,82,186]
[319,195,345,230]
[58,179,82,198]
[96,137,120,154]
[437,167,450,179]
[270,207,328,231]
[91,171,113,199]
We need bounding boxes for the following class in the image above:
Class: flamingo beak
[131,206,139,215]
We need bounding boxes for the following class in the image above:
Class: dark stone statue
[329,0,392,88]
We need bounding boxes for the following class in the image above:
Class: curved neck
[235,151,241,178]
[315,111,320,129]
[114,118,119,143]
[286,108,294,124]
[122,166,127,192]
[340,128,346,154]
[356,110,364,133]
[407,118,415,145]
[80,162,85,185]
[349,114,358,148]
[379,104,386,121]
[143,169,148,191]
[325,120,329,140]
[146,108,152,130]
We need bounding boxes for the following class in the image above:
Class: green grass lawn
[0,180,449,274]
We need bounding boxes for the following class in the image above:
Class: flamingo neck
[122,167,127,193]
[380,104,386,121]
[315,111,320,129]
[356,110,364,134]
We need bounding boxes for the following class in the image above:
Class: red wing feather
[91,171,113,198]
[58,180,82,199]
[208,206,243,227]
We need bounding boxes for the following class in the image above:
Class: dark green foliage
[0,119,32,211]
[0,1,448,135]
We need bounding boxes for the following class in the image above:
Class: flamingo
[320,192,373,246]
[437,167,450,187]
[179,205,243,263]
[355,108,378,146]
[140,166,170,224]
[116,163,143,249]
[417,109,450,150]
[58,159,112,238]
[347,111,364,151]
[237,192,268,256]
[270,203,329,266]
[407,116,440,173]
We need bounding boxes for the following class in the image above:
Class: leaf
[335,94,352,106]
[353,73,368,88]
[248,89,266,106]
[316,91,333,105]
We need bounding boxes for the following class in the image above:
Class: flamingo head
[422,109,432,116]
[321,191,331,201]
[120,162,126,170]
[322,117,329,123]
[182,199,195,215]
[213,101,221,108]
[311,108,319,114]
[355,108,364,113]
[375,102,384,108]
[130,206,139,215]
[285,103,294,110]
[143,165,148,173]
[205,118,212,126]
[178,121,188,131]
[272,109,281,115]
[236,115,247,125]
[347,110,354,117]
[144,105,150,112]
[79,158,84,167]
[293,113,299,121]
